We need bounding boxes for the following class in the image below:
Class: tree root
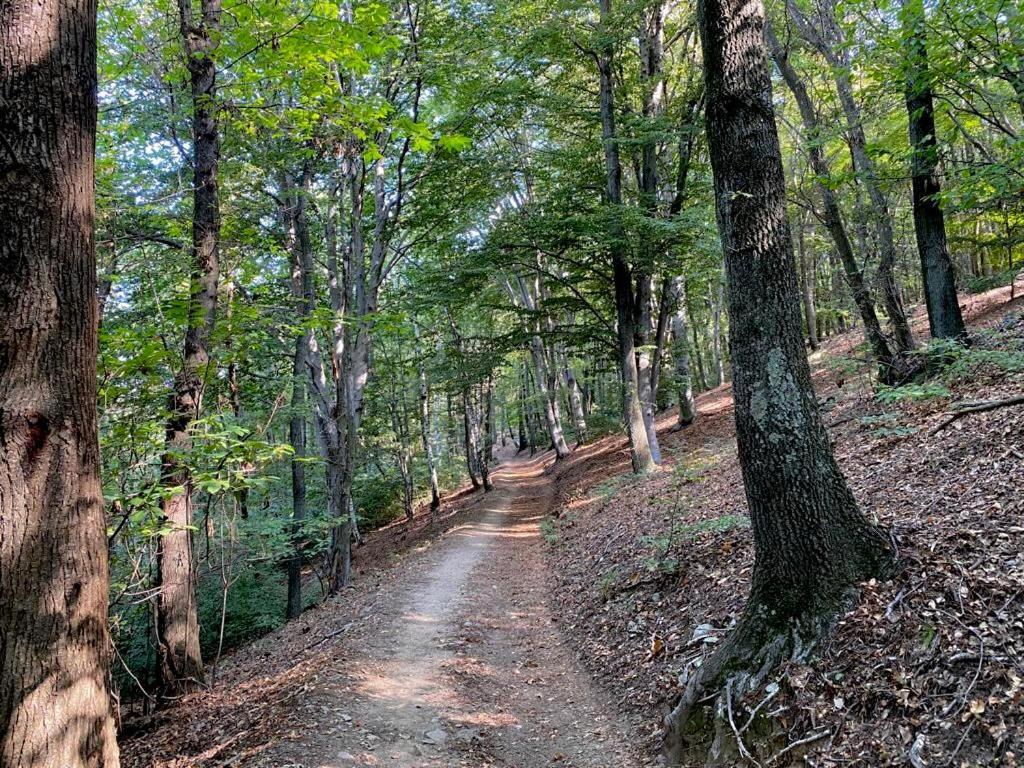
[662,601,853,767]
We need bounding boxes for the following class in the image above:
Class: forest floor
[122,279,1024,768]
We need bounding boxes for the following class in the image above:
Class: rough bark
[0,0,120,759]
[766,23,898,379]
[598,0,656,474]
[156,0,222,694]
[903,0,968,341]
[664,1,894,761]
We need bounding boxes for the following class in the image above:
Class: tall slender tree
[0,0,120,759]
[664,0,894,760]
[597,0,656,474]
[902,0,968,341]
[154,0,222,694]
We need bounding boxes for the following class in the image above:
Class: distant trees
[664,0,894,761]
[0,0,120,761]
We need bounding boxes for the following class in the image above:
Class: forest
[1,0,1023,764]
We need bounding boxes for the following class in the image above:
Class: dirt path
[263,454,640,768]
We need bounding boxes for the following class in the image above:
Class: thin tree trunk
[664,1,893,758]
[156,0,222,694]
[0,0,120,757]
[463,390,481,487]
[903,0,968,341]
[413,323,441,511]
[670,277,697,428]
[650,277,673,408]
[560,347,588,444]
[598,0,655,474]
[635,274,662,462]
[284,172,314,621]
[797,214,819,350]
[286,388,306,621]
[480,376,494,492]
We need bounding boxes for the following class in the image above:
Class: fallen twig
[929,394,1024,435]
[303,621,354,652]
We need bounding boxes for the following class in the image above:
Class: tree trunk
[650,278,672,409]
[414,325,441,512]
[463,390,481,487]
[903,0,968,341]
[796,214,819,350]
[480,376,495,492]
[528,337,571,458]
[283,168,314,621]
[711,274,726,385]
[598,0,656,474]
[635,274,663,462]
[286,366,306,621]
[156,0,222,695]
[664,0,894,760]
[669,277,697,428]
[560,349,588,444]
[0,0,120,758]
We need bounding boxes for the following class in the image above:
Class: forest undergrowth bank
[543,283,1024,767]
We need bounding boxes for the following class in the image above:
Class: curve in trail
[265,454,641,768]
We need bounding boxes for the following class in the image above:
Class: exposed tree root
[662,594,858,767]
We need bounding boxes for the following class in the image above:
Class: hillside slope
[543,284,1024,766]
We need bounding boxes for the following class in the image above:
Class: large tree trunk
[787,0,915,354]
[156,0,222,695]
[664,0,894,760]
[903,0,968,342]
[598,0,656,474]
[766,23,898,379]
[0,0,120,760]
[669,277,697,428]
